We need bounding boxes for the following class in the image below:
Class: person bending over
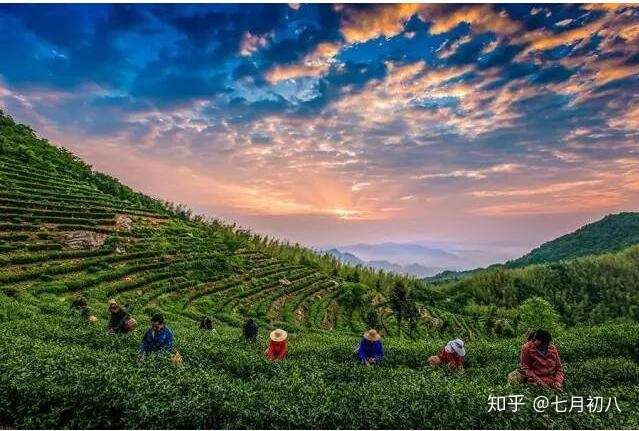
[243,318,258,342]
[357,329,384,366]
[428,338,466,369]
[71,295,97,324]
[200,316,214,331]
[107,299,135,334]
[265,329,288,361]
[140,313,174,356]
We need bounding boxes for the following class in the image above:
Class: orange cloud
[551,53,639,104]
[340,4,523,45]
[582,4,634,12]
[410,65,472,91]
[437,35,472,59]
[469,157,639,217]
[608,103,639,130]
[340,4,423,43]
[521,19,605,53]
[384,61,426,85]
[331,61,530,138]
[593,58,639,85]
[471,180,603,198]
[470,179,629,216]
[470,192,624,216]
[265,41,342,83]
[239,31,271,57]
[423,4,522,36]
[617,21,639,41]
[521,4,639,56]
[328,61,451,123]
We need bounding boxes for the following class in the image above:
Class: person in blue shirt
[140,313,174,356]
[357,329,384,365]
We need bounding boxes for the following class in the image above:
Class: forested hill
[507,212,639,267]
[425,212,639,282]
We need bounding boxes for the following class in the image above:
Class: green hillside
[426,213,639,283]
[508,213,639,267]
[1,110,638,429]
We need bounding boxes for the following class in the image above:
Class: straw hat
[270,329,288,342]
[125,317,137,332]
[171,350,183,366]
[445,339,466,357]
[363,329,381,342]
[88,315,98,324]
[107,298,118,307]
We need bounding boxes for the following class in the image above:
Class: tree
[338,282,367,309]
[390,280,407,335]
[405,301,420,339]
[517,296,559,334]
[345,269,361,283]
[363,308,380,330]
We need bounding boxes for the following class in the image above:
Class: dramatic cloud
[422,4,523,36]
[265,41,342,82]
[1,4,638,250]
[239,31,272,57]
[340,4,423,43]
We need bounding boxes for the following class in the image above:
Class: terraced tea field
[0,150,349,334]
[1,113,638,429]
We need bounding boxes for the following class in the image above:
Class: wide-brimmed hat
[125,317,138,332]
[363,329,381,342]
[270,329,288,342]
[107,298,118,307]
[445,339,466,357]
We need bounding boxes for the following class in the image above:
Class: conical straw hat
[363,329,381,341]
[270,328,288,342]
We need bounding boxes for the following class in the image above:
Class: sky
[0,3,638,258]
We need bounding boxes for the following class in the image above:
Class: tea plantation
[1,111,638,429]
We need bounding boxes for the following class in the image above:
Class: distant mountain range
[325,241,519,277]
[328,212,639,280]
[335,243,461,266]
[326,248,446,277]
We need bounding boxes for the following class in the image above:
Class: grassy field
[1,111,638,429]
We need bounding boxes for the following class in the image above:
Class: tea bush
[1,294,638,429]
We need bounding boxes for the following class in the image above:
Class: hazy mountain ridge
[326,241,519,277]
[327,248,446,277]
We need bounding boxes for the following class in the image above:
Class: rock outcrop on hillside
[57,230,107,249]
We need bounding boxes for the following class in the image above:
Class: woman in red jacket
[265,328,288,361]
[428,338,466,369]
[508,329,565,389]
